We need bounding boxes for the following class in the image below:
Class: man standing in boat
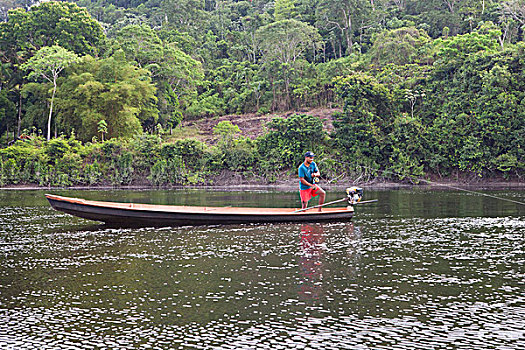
[298,151,326,211]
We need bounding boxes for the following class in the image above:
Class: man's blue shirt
[298,162,318,190]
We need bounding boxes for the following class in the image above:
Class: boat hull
[45,194,354,227]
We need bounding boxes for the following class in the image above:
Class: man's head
[304,151,315,164]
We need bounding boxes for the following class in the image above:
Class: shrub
[161,139,208,169]
[0,140,44,183]
[129,134,161,171]
[257,114,327,169]
[101,139,123,156]
[2,159,19,184]
[56,152,83,184]
[83,161,103,185]
[223,138,257,171]
[111,152,134,185]
[34,161,50,186]
[53,173,72,187]
[149,156,186,186]
[44,138,71,164]
[186,93,225,118]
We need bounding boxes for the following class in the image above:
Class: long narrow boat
[45,194,354,227]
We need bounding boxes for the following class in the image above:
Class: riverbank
[2,174,523,191]
[2,111,522,191]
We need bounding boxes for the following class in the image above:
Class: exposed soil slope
[182,108,341,143]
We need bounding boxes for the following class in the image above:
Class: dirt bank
[182,107,341,143]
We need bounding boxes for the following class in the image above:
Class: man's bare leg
[317,187,326,212]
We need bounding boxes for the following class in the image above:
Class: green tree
[333,73,398,166]
[411,31,524,176]
[97,119,108,141]
[1,1,104,142]
[256,19,322,109]
[213,120,241,148]
[55,52,158,142]
[160,0,207,36]
[257,19,322,67]
[316,0,373,56]
[275,0,297,21]
[2,1,104,55]
[0,89,17,144]
[111,24,203,127]
[21,45,79,141]
[113,24,164,68]
[257,114,327,168]
[366,27,431,66]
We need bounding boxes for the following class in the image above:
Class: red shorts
[300,187,319,202]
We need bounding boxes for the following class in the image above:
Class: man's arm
[313,162,320,177]
[299,177,316,188]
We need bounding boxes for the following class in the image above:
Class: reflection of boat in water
[45,194,354,227]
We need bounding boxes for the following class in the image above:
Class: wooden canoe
[45,194,354,227]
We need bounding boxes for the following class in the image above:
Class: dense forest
[0,0,523,186]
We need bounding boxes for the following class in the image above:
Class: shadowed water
[0,189,524,349]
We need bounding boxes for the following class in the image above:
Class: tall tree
[112,24,203,127]
[257,19,323,65]
[333,72,398,167]
[21,45,79,140]
[3,1,104,55]
[160,0,207,36]
[0,89,17,144]
[256,19,322,109]
[113,24,164,68]
[366,27,431,66]
[500,0,525,41]
[1,1,105,141]
[275,0,297,20]
[55,52,158,142]
[316,0,373,56]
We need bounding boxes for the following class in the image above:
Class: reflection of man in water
[344,222,361,278]
[298,224,325,300]
[298,223,362,301]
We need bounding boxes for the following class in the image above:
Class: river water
[0,189,524,349]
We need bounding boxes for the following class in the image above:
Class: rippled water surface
[1,189,524,349]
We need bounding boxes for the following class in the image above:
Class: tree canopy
[0,0,524,179]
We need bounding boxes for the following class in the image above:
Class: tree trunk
[16,91,22,138]
[271,77,276,111]
[48,80,57,141]
[251,31,257,64]
[345,11,353,55]
[443,0,455,13]
[284,69,291,110]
